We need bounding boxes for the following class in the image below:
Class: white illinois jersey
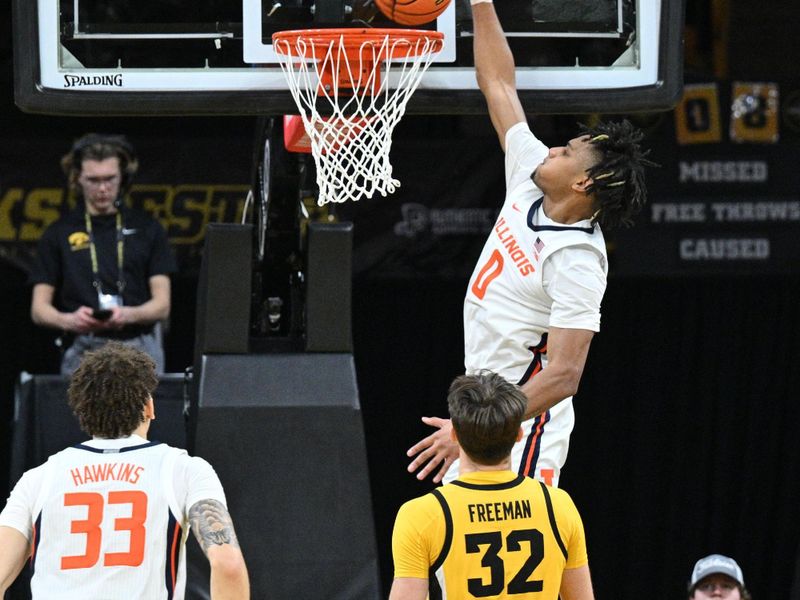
[452,122,608,487]
[0,436,226,600]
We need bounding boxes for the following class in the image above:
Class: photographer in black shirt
[30,134,176,374]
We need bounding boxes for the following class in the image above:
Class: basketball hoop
[272,28,444,205]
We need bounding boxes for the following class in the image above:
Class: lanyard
[84,210,126,294]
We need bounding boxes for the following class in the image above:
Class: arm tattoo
[188,499,240,554]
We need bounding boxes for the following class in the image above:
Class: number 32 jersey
[0,435,226,600]
[392,470,588,599]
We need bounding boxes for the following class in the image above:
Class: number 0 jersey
[450,122,608,487]
[0,435,226,600]
[392,470,588,599]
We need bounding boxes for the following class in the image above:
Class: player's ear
[145,395,156,421]
[450,427,458,442]
[571,175,592,194]
[516,427,523,442]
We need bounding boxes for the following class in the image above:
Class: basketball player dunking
[407,0,654,487]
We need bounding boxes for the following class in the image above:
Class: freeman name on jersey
[467,499,532,523]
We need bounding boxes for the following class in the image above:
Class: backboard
[13,0,684,115]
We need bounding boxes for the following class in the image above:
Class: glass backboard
[13,0,684,115]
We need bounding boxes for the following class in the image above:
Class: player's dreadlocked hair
[68,343,158,439]
[580,120,657,230]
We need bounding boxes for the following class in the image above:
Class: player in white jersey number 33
[0,343,250,600]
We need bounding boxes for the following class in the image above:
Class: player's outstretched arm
[519,326,594,420]
[189,499,250,600]
[406,416,458,483]
[472,1,526,148]
[560,565,595,600]
[0,526,31,594]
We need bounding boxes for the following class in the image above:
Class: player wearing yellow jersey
[391,372,594,600]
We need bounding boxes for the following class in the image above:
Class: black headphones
[68,133,138,192]
[70,133,135,158]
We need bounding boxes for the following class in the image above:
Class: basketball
[374,0,451,26]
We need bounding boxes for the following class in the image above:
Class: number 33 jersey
[0,436,226,600]
[391,470,588,599]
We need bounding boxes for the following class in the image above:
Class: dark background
[3,1,800,599]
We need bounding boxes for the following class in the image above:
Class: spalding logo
[63,74,124,88]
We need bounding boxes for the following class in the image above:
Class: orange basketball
[374,0,451,26]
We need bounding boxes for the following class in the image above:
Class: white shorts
[443,397,575,488]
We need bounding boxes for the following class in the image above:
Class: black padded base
[192,353,381,599]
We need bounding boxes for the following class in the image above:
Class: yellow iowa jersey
[392,470,587,599]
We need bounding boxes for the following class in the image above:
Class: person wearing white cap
[688,554,752,599]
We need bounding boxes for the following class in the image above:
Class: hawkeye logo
[68,231,90,251]
[63,74,124,88]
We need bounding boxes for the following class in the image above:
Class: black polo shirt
[30,205,177,313]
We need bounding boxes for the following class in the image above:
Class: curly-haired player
[407,0,655,488]
[0,343,249,599]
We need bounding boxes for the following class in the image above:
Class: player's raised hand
[406,416,458,483]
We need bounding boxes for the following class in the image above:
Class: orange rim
[272,28,444,95]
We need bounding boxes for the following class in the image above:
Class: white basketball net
[273,31,443,205]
